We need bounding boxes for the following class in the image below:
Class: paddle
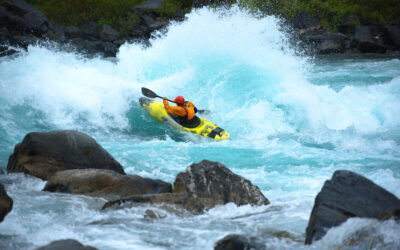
[141,87,210,115]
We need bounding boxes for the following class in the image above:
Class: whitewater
[1,7,400,250]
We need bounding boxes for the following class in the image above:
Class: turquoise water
[0,7,399,250]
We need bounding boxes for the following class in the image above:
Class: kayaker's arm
[163,98,187,116]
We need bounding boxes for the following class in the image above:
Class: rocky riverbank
[1,0,400,58]
[1,130,399,249]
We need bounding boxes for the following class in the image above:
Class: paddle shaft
[141,87,210,114]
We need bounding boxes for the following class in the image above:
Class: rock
[2,0,48,35]
[338,15,360,35]
[353,26,386,53]
[7,130,125,180]
[292,11,320,30]
[144,209,165,219]
[0,45,18,57]
[339,223,400,250]
[305,170,400,244]
[99,25,119,42]
[44,169,172,200]
[79,21,99,40]
[102,193,207,214]
[173,160,269,207]
[46,22,65,42]
[318,39,345,54]
[214,234,265,250]
[385,25,400,48]
[0,184,13,222]
[142,14,156,27]
[35,239,97,250]
[103,160,269,213]
[10,35,40,49]
[64,26,81,39]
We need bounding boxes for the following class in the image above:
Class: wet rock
[174,160,270,207]
[103,160,269,213]
[100,25,119,42]
[144,209,166,219]
[35,239,97,250]
[7,130,125,180]
[64,26,81,39]
[2,0,48,36]
[44,169,172,200]
[103,193,206,213]
[385,24,400,49]
[79,21,99,40]
[339,222,400,250]
[0,45,18,57]
[46,22,65,42]
[301,31,347,54]
[214,234,265,250]
[305,170,400,244]
[0,184,13,222]
[353,26,386,53]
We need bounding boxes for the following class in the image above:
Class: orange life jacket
[183,101,195,120]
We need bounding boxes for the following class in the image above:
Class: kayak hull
[139,97,230,140]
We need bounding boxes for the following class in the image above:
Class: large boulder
[44,169,172,200]
[305,170,400,244]
[385,22,400,48]
[7,130,125,180]
[1,0,49,35]
[353,25,386,53]
[173,160,269,207]
[35,239,97,250]
[103,160,269,213]
[0,184,13,222]
[79,21,99,40]
[214,235,266,250]
[99,24,119,42]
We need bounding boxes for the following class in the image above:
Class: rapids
[0,7,399,250]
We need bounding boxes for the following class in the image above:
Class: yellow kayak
[139,97,230,140]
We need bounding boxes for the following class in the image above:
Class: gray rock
[103,160,269,213]
[35,239,97,250]
[46,22,65,42]
[214,234,266,250]
[44,169,172,200]
[174,160,270,207]
[99,25,119,42]
[65,26,81,38]
[0,184,13,222]
[3,0,48,35]
[7,130,125,180]
[305,170,400,244]
[385,25,400,48]
[79,21,99,39]
[142,14,156,27]
[354,26,386,53]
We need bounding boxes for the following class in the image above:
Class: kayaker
[163,96,200,128]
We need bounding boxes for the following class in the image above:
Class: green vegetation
[156,0,192,17]
[239,0,400,30]
[25,0,143,27]
[22,0,400,33]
